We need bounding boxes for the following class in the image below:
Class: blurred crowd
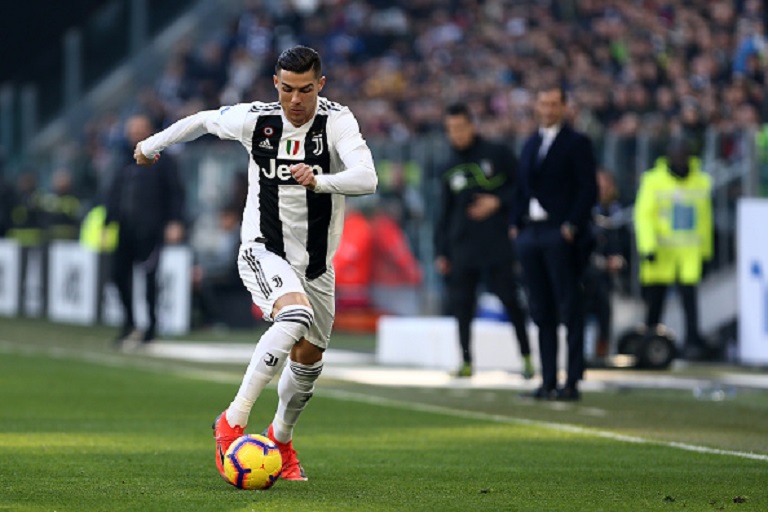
[41,0,758,197]
[2,0,767,254]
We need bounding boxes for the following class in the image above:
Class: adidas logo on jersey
[258,139,274,150]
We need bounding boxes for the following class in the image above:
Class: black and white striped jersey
[139,97,377,279]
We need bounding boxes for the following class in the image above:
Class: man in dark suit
[106,114,186,346]
[510,84,597,401]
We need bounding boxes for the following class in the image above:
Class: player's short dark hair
[445,102,472,120]
[275,46,322,78]
[536,83,567,103]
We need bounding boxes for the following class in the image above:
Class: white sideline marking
[2,340,767,462]
[315,388,768,463]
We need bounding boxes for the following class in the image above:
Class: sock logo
[263,352,279,367]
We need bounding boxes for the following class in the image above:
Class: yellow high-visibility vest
[79,205,119,252]
[633,156,712,285]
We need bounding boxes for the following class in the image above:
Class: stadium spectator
[8,172,44,248]
[583,169,630,364]
[634,139,714,361]
[0,170,15,238]
[131,46,377,483]
[434,102,532,379]
[41,169,82,241]
[105,114,186,346]
[191,203,243,328]
[511,83,597,401]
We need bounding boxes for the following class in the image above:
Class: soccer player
[133,46,377,481]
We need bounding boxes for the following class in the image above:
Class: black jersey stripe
[305,191,332,279]
[304,115,332,280]
[251,115,286,258]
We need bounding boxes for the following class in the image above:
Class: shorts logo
[272,275,283,288]
[264,352,279,367]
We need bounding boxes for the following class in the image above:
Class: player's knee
[291,338,323,365]
[272,292,311,317]
[273,304,315,342]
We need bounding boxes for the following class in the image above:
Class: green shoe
[456,362,473,378]
[522,355,534,380]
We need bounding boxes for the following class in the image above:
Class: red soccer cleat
[212,410,245,479]
[264,424,308,481]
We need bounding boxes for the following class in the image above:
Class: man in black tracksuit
[434,103,532,378]
[106,114,186,345]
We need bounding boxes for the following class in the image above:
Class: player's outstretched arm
[138,104,249,163]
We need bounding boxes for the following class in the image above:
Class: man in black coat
[106,114,186,345]
[510,85,597,400]
[435,103,532,379]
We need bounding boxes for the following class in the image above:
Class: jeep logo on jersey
[257,159,325,183]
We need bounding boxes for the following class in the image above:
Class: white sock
[227,305,314,428]
[272,359,323,443]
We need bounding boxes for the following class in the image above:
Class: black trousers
[583,266,612,345]
[643,284,702,347]
[111,224,162,331]
[446,260,531,365]
[516,224,585,389]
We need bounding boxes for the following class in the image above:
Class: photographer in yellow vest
[633,139,713,361]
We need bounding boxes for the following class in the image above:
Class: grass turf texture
[1,318,767,511]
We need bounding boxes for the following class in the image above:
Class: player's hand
[435,256,451,275]
[134,142,160,166]
[467,193,500,221]
[290,163,317,190]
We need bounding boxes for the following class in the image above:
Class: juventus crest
[311,133,324,156]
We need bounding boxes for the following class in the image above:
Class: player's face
[444,114,475,150]
[535,89,566,128]
[274,70,326,127]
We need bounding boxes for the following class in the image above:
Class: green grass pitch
[0,318,767,511]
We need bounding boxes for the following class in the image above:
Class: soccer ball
[223,434,282,490]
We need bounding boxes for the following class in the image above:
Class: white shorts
[237,241,335,350]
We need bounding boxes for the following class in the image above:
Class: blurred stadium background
[1,0,768,368]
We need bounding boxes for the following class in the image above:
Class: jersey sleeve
[314,107,377,195]
[140,103,251,158]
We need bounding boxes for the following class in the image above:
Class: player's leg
[226,246,313,428]
[213,244,312,478]
[265,269,334,481]
[488,261,533,378]
[448,267,479,376]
